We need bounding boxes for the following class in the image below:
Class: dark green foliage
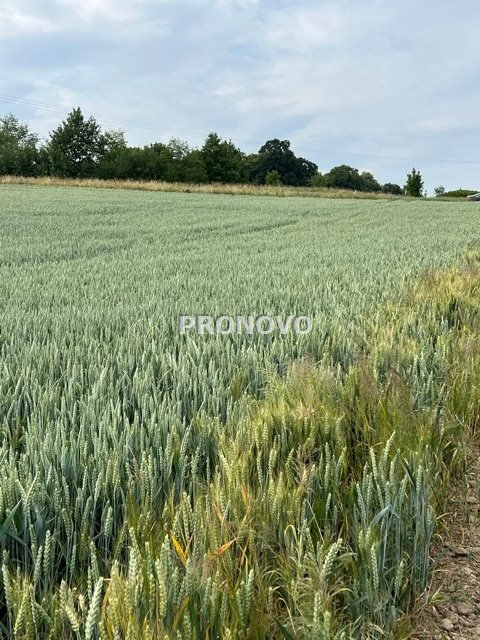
[200,132,245,183]
[359,171,381,192]
[46,107,123,178]
[382,183,403,195]
[295,156,319,186]
[310,172,325,187]
[404,168,424,197]
[251,138,318,186]
[163,138,206,183]
[97,138,208,183]
[264,169,282,186]
[0,114,40,176]
[323,165,365,191]
[98,145,167,180]
[180,149,207,183]
[444,189,478,198]
[321,166,385,193]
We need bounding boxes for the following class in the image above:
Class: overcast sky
[1,0,480,191]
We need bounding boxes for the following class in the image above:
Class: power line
[1,91,480,165]
[0,92,207,140]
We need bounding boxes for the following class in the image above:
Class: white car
[466,192,480,201]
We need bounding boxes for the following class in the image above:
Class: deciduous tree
[0,113,39,176]
[47,108,122,178]
[404,168,424,197]
[201,133,244,183]
[252,139,317,186]
[382,183,403,195]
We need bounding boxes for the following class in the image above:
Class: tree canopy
[404,168,424,197]
[0,107,431,195]
[0,114,39,176]
[200,133,245,183]
[47,108,124,178]
[250,138,318,186]
[382,183,403,195]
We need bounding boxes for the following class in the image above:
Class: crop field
[1,184,480,639]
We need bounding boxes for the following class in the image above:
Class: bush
[323,165,364,190]
[444,189,478,198]
[382,183,403,195]
[265,169,282,186]
[310,173,325,187]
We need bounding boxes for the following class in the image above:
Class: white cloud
[263,6,346,52]
[55,0,143,22]
[0,3,56,37]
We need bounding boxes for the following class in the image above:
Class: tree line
[0,108,425,195]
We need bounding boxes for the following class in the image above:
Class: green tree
[359,171,381,192]
[167,138,189,162]
[182,149,207,183]
[0,113,40,176]
[96,130,127,178]
[47,108,121,178]
[256,139,295,184]
[382,183,403,195]
[101,129,127,157]
[404,168,424,197]
[101,145,167,181]
[295,156,319,186]
[265,169,282,186]
[323,165,364,190]
[165,138,207,182]
[434,185,446,197]
[201,133,244,183]
[310,173,325,187]
[244,153,262,183]
[252,139,317,186]
[323,165,383,192]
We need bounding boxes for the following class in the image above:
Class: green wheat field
[1,184,480,639]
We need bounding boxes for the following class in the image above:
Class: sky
[1,0,480,192]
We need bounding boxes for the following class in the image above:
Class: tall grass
[0,175,401,199]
